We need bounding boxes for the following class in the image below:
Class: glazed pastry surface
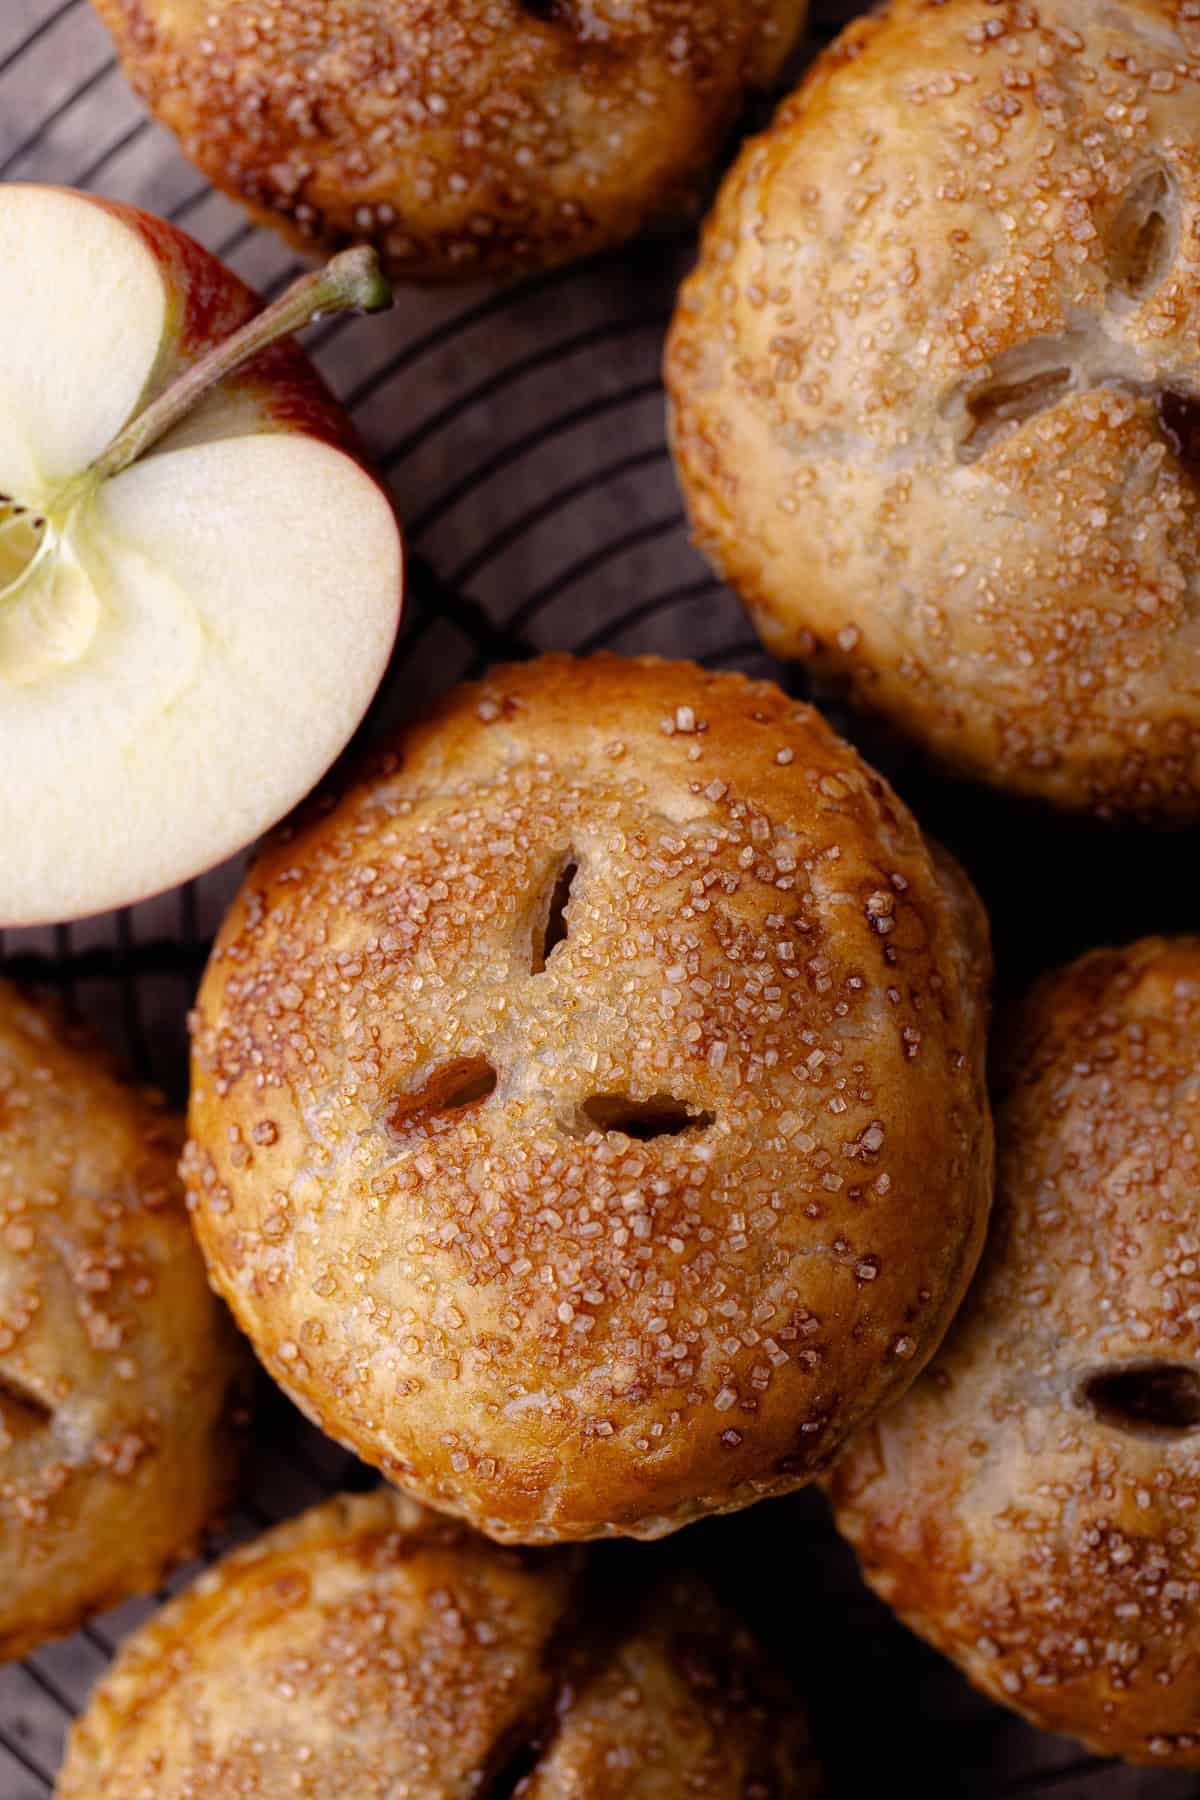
[186,653,992,1541]
[831,937,1200,1764]
[0,980,247,1660]
[58,1487,819,1797]
[92,0,810,279]
[668,0,1200,814]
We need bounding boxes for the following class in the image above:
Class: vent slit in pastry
[1156,389,1200,478]
[531,856,578,973]
[387,1057,499,1137]
[959,361,1075,463]
[0,1371,52,1444]
[1109,165,1179,299]
[573,1093,714,1142]
[484,1735,544,1800]
[1078,1361,1200,1439]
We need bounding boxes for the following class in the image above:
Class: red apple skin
[80,187,388,470]
[3,189,406,921]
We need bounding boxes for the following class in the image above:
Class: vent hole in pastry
[519,0,565,19]
[0,1371,52,1444]
[1157,389,1200,477]
[958,363,1074,463]
[1109,166,1179,299]
[1079,1362,1200,1438]
[531,858,577,973]
[485,1736,542,1800]
[387,1058,498,1137]
[573,1094,714,1141]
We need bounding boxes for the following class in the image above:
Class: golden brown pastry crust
[57,1487,819,1798]
[185,653,992,1541]
[0,981,247,1661]
[91,0,809,281]
[667,0,1200,816]
[830,936,1200,1765]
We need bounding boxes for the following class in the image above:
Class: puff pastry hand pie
[58,1488,819,1797]
[0,982,247,1660]
[831,938,1200,1765]
[185,654,992,1542]
[669,0,1200,815]
[92,0,809,281]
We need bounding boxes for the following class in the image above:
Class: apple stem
[85,247,392,488]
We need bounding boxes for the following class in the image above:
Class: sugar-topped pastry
[92,0,810,281]
[668,0,1200,815]
[831,937,1200,1764]
[58,1487,819,1797]
[185,654,992,1541]
[0,981,247,1660]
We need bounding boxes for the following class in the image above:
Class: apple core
[0,500,102,688]
[0,500,45,592]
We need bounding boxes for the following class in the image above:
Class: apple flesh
[0,184,404,926]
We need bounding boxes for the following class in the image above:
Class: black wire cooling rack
[1,3,1198,1796]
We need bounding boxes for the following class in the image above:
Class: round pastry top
[186,654,992,1539]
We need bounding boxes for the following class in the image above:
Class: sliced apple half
[0,184,404,926]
